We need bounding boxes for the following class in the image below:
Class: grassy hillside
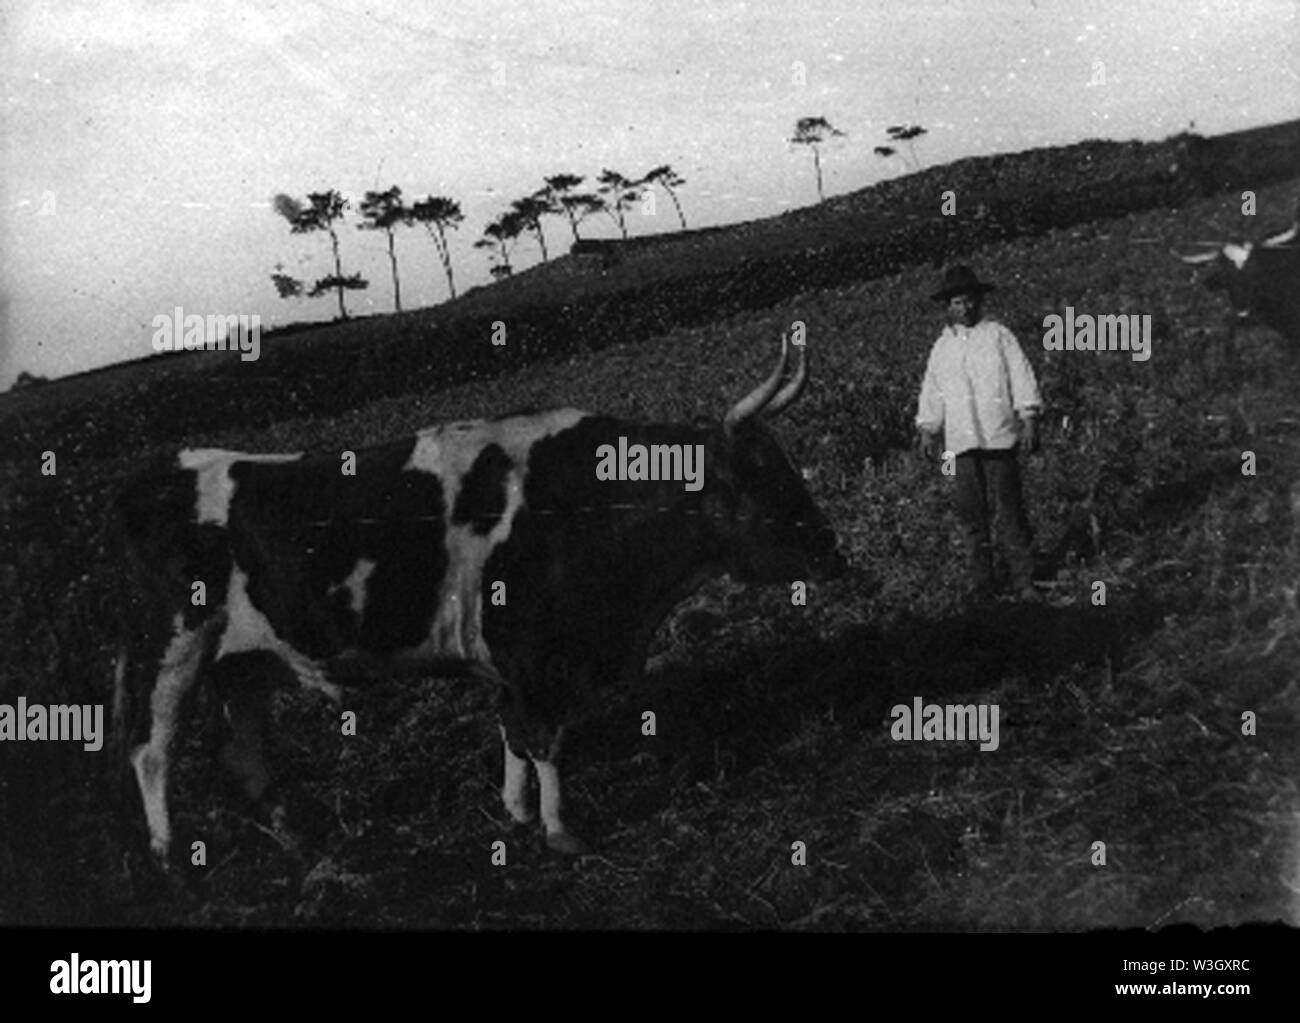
[5,120,1298,449]
[1,154,1298,927]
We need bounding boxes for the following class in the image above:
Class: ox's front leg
[500,685,587,854]
[499,724,535,824]
[530,731,587,856]
[214,657,274,804]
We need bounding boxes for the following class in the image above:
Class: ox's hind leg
[212,652,301,852]
[126,615,217,863]
[212,654,275,802]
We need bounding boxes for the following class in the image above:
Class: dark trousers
[954,448,1035,590]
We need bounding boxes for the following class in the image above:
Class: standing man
[916,265,1043,604]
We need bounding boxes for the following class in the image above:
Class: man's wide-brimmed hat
[931,265,997,301]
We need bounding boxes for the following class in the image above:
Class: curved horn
[1262,222,1298,248]
[1175,249,1222,265]
[763,340,808,418]
[724,333,789,433]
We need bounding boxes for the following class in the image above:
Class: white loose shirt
[915,318,1042,455]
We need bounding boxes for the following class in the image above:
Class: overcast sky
[1,0,1296,387]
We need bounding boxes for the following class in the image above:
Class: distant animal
[111,337,845,867]
[1176,209,1300,341]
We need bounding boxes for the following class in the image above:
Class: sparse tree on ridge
[596,169,642,240]
[306,271,368,311]
[542,173,604,244]
[410,195,464,300]
[563,193,606,243]
[790,116,845,203]
[476,210,525,279]
[358,185,410,313]
[511,193,554,262]
[273,189,368,319]
[640,164,688,230]
[873,144,907,177]
[886,124,928,171]
[270,260,303,298]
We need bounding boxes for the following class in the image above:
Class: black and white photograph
[1,0,1297,1004]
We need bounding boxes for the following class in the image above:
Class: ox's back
[112,410,590,680]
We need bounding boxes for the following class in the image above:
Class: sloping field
[6,120,1297,442]
[1,160,1298,928]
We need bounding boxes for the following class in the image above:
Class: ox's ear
[698,442,741,519]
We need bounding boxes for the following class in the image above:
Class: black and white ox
[1176,211,1300,341]
[111,337,845,865]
